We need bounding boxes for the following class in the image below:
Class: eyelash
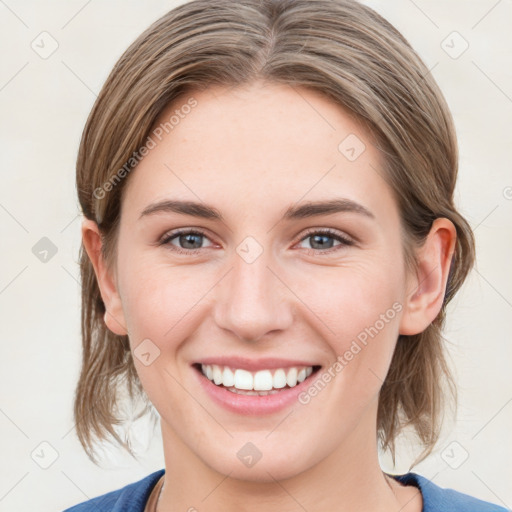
[159,227,355,256]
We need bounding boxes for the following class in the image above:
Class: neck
[156,413,418,512]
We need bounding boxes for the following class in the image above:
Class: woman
[64,0,507,510]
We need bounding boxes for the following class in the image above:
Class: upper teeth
[201,364,314,391]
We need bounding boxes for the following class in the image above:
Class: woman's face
[106,81,415,480]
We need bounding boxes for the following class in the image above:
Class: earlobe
[399,218,457,336]
[81,219,128,336]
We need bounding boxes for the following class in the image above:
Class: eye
[160,228,214,255]
[296,228,354,254]
[159,227,355,256]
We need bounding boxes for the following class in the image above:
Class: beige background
[0,1,511,510]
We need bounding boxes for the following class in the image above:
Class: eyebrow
[139,198,375,221]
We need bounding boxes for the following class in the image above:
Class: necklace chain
[152,474,405,511]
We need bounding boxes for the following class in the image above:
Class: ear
[399,218,457,335]
[81,219,128,336]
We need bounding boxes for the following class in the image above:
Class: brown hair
[75,0,475,464]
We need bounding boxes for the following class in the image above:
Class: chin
[201,439,320,483]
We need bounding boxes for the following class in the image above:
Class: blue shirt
[63,469,509,511]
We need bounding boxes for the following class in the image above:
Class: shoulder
[394,472,509,512]
[62,469,165,512]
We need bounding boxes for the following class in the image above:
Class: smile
[199,364,319,395]
[191,356,323,415]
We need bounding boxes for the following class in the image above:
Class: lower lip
[193,366,321,416]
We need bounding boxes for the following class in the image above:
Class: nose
[213,244,294,343]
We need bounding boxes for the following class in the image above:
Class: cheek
[303,261,403,337]
[301,262,404,395]
[115,253,209,410]
[117,249,220,356]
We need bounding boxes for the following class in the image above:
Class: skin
[83,80,456,511]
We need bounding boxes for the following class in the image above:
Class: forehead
[121,81,397,224]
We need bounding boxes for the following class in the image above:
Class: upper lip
[194,356,321,372]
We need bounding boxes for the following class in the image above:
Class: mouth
[192,363,322,396]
